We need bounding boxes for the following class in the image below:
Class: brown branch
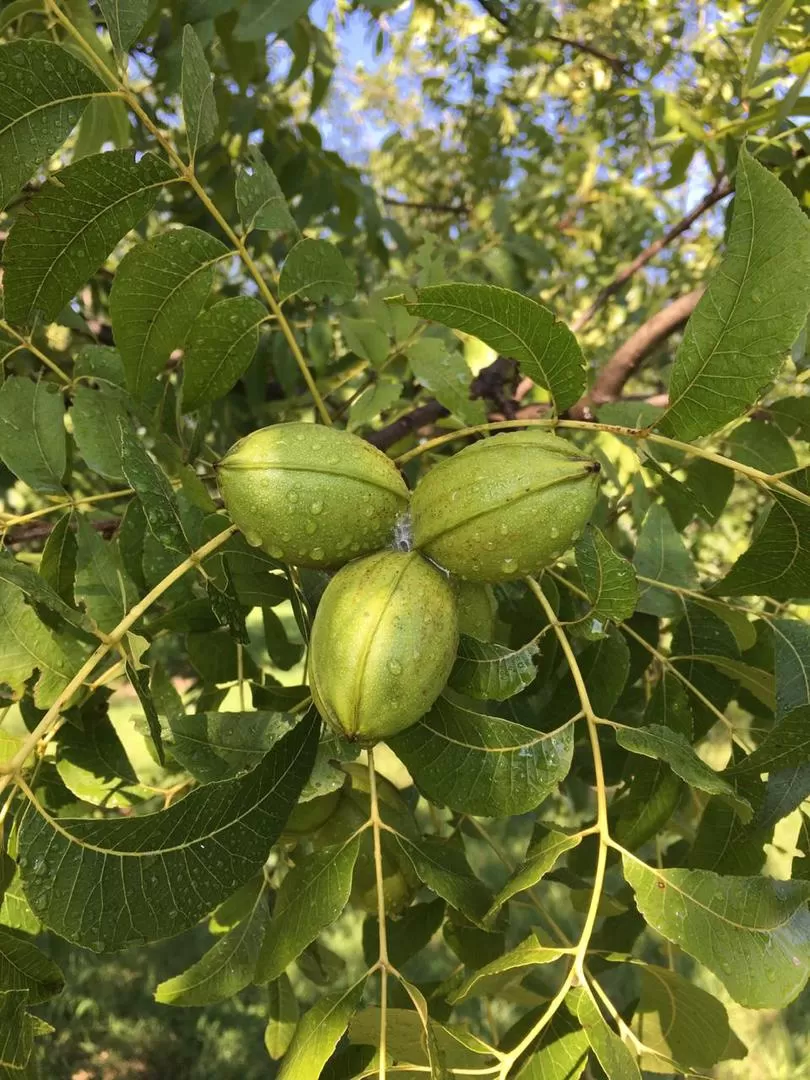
[382,196,468,214]
[365,356,519,451]
[2,517,119,548]
[570,177,732,334]
[365,400,450,451]
[566,288,704,419]
[477,0,634,78]
[546,33,634,78]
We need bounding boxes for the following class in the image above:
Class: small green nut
[309,550,458,742]
[411,430,600,582]
[455,581,498,640]
[281,789,342,838]
[217,422,410,568]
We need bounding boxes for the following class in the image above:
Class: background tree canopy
[1,0,810,1077]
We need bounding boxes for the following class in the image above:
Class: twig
[365,358,518,452]
[477,0,634,79]
[382,195,468,214]
[570,178,732,333]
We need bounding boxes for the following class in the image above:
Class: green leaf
[0,377,66,494]
[0,1,42,34]
[632,503,697,617]
[235,146,297,233]
[74,94,131,160]
[668,600,739,730]
[406,338,487,426]
[256,836,360,984]
[120,424,191,555]
[155,887,269,1005]
[576,991,641,1080]
[265,975,299,1060]
[55,708,146,809]
[17,715,318,951]
[711,475,810,599]
[513,1004,589,1080]
[362,898,445,970]
[390,697,573,817]
[0,858,40,936]
[0,927,63,1003]
[0,41,104,210]
[340,315,389,367]
[110,226,228,397]
[123,653,166,765]
[632,963,746,1074]
[70,385,132,481]
[449,933,565,1004]
[615,724,751,820]
[726,419,797,474]
[181,25,218,159]
[614,675,692,850]
[347,379,401,431]
[448,635,538,701]
[74,516,135,633]
[0,547,87,633]
[73,344,127,388]
[0,989,36,1070]
[773,618,810,716]
[486,825,582,920]
[542,626,630,727]
[680,458,735,525]
[658,150,810,441]
[743,0,795,95]
[622,855,810,1008]
[277,978,366,1080]
[768,396,810,441]
[98,0,150,52]
[395,835,490,926]
[278,238,356,305]
[168,711,294,782]
[388,282,585,413]
[234,0,313,40]
[38,509,78,604]
[575,524,639,626]
[3,150,174,326]
[182,296,267,411]
[348,1009,495,1075]
[730,704,810,775]
[0,579,86,708]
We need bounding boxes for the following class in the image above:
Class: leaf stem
[0,319,71,384]
[547,568,737,733]
[44,0,332,427]
[0,523,237,793]
[0,487,133,529]
[494,579,611,1076]
[367,746,389,1080]
[394,417,810,508]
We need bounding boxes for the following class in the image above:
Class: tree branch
[2,517,119,548]
[566,288,704,419]
[365,357,518,452]
[477,0,634,78]
[569,177,732,333]
[382,195,468,214]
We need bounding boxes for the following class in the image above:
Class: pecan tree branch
[566,288,705,419]
[477,0,634,78]
[2,518,119,548]
[382,195,469,214]
[570,178,732,333]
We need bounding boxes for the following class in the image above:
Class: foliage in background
[1,0,810,1077]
